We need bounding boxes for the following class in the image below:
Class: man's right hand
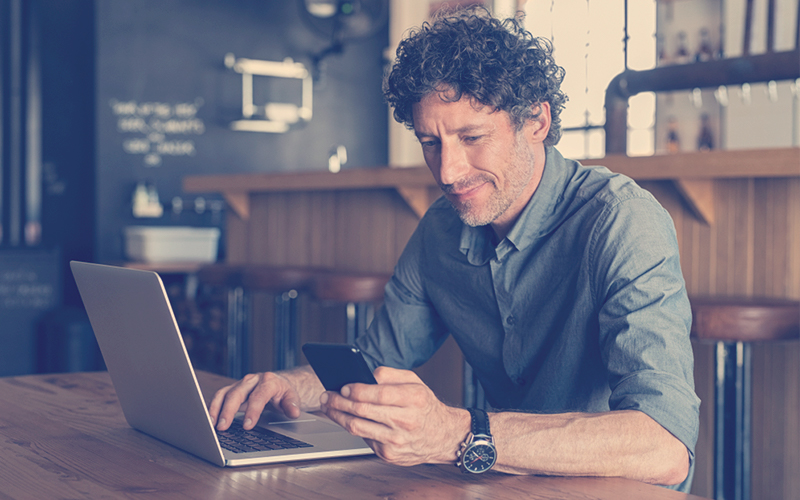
[209,371,302,431]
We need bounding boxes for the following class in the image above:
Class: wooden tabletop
[0,371,709,499]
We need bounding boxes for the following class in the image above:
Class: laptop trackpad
[256,411,344,435]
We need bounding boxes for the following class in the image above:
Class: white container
[124,226,220,263]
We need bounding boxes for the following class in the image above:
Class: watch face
[462,442,497,473]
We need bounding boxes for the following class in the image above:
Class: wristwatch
[456,407,497,473]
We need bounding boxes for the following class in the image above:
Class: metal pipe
[604,50,800,154]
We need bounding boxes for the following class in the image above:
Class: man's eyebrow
[414,124,487,138]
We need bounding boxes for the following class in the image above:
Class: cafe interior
[0,0,798,498]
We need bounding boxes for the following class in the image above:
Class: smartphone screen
[302,343,377,392]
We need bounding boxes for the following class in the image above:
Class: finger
[322,398,391,441]
[372,366,422,384]
[342,381,425,408]
[216,373,263,430]
[240,375,295,428]
[278,392,302,419]
[322,388,411,428]
[208,384,233,424]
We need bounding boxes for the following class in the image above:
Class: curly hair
[384,6,567,146]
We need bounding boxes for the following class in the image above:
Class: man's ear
[525,102,551,144]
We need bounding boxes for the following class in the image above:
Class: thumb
[279,392,302,418]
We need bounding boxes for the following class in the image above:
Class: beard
[442,135,537,228]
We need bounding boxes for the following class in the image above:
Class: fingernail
[244,418,252,427]
[341,385,351,397]
[218,417,226,427]
[319,392,328,405]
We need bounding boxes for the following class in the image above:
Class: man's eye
[420,140,439,147]
[463,135,481,143]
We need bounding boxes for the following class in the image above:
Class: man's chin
[451,203,493,228]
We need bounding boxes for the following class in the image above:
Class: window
[522,0,657,158]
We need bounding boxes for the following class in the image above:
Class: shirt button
[506,315,516,326]
[516,377,526,385]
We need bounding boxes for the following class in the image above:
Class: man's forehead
[411,92,504,134]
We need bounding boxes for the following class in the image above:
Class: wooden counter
[0,371,711,500]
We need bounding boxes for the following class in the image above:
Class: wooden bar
[0,371,712,500]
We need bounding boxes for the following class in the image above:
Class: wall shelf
[184,146,799,224]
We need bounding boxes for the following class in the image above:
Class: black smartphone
[302,342,377,392]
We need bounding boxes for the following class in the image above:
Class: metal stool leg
[226,286,248,379]
[274,289,299,371]
[714,341,751,500]
[346,302,374,345]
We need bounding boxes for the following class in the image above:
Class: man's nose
[437,143,469,186]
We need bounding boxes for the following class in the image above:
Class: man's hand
[209,371,302,431]
[319,366,470,466]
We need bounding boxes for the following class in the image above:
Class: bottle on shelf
[697,113,714,151]
[666,116,681,154]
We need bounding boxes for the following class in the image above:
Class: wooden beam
[673,179,715,225]
[396,186,433,218]
[592,148,800,180]
[222,191,249,220]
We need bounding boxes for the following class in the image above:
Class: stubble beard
[445,136,537,228]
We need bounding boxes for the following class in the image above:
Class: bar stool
[196,264,246,378]
[196,264,323,377]
[690,296,800,500]
[239,265,325,372]
[310,271,391,345]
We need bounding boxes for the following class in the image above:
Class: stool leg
[714,341,752,500]
[346,302,374,345]
[346,303,357,345]
[274,290,298,371]
[738,342,751,500]
[714,341,731,500]
[226,286,248,379]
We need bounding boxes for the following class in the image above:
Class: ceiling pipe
[604,49,800,154]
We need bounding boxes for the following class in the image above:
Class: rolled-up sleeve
[591,194,701,461]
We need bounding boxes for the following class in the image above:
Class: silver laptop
[71,260,373,467]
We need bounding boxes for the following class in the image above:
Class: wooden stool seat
[311,272,391,304]
[689,296,800,500]
[196,263,245,287]
[240,265,326,292]
[311,272,391,344]
[690,296,800,343]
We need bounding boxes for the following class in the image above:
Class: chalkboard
[0,248,60,376]
[95,0,389,262]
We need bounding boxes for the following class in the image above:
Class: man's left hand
[319,366,469,466]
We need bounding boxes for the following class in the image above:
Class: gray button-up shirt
[356,146,700,491]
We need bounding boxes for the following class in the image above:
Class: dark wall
[95,0,390,262]
[38,0,95,307]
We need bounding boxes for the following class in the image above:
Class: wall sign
[109,98,206,166]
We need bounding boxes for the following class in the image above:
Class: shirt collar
[459,146,570,266]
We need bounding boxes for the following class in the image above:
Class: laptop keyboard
[217,425,313,454]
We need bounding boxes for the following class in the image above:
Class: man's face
[412,92,548,234]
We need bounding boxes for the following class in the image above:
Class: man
[210,7,700,492]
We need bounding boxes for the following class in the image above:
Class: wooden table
[0,371,709,499]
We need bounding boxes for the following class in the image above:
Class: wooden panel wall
[640,178,800,500]
[226,188,464,405]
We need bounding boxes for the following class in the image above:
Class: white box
[124,226,220,263]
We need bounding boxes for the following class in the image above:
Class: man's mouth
[441,175,491,200]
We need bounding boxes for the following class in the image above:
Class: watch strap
[468,407,491,437]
